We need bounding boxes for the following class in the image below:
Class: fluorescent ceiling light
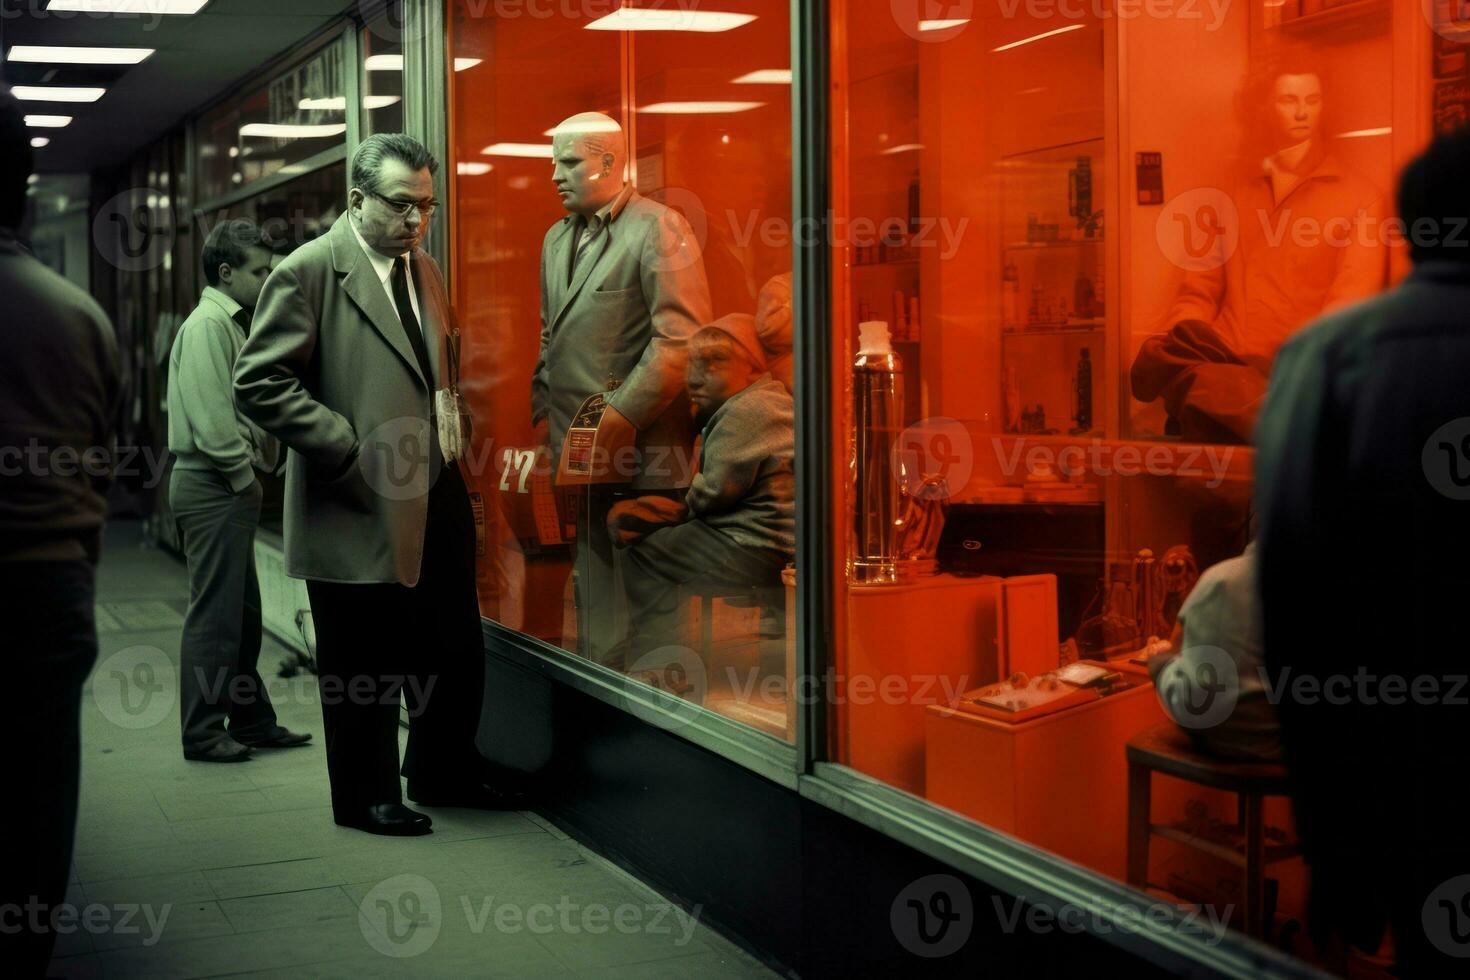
[25,115,73,128]
[365,54,479,72]
[921,18,969,31]
[239,123,347,139]
[46,0,209,13]
[881,143,924,155]
[733,69,791,84]
[12,86,106,103]
[992,24,1085,52]
[298,95,401,111]
[458,162,493,175]
[481,143,554,158]
[6,45,153,65]
[31,137,51,148]
[1337,127,1392,138]
[585,9,755,32]
[639,101,763,114]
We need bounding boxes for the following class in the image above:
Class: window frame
[435,2,1333,972]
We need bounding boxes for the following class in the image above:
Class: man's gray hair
[351,133,439,195]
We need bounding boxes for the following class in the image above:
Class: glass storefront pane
[452,0,796,741]
[831,0,1419,941]
[362,3,406,136]
[194,41,347,202]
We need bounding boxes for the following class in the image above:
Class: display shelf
[1275,0,1388,35]
[853,257,920,267]
[1003,323,1104,336]
[1004,239,1104,251]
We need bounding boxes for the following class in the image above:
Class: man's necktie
[390,256,435,386]
[568,217,597,285]
[232,308,253,333]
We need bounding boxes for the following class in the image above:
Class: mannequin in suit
[533,111,712,666]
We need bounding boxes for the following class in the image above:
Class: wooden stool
[689,582,784,665]
[1126,722,1297,938]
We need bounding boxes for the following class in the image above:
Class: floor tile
[90,900,234,952]
[218,886,358,935]
[80,870,215,909]
[204,857,343,901]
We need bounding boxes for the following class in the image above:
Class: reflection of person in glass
[614,314,795,667]
[1132,59,1388,444]
[532,112,712,667]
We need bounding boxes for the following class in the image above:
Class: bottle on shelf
[852,321,904,585]
[1003,363,1021,433]
[1002,261,1020,329]
[1072,347,1093,434]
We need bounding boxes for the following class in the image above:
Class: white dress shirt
[350,216,424,338]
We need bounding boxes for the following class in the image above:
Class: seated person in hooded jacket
[613,313,795,656]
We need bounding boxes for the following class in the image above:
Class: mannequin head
[551,112,626,217]
[1268,72,1323,152]
[1240,52,1329,158]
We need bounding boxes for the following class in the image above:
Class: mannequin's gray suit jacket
[533,187,712,489]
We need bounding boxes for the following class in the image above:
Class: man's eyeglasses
[369,191,439,218]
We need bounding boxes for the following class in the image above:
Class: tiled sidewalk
[49,522,776,979]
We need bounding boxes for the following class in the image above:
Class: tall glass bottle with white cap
[851,320,903,584]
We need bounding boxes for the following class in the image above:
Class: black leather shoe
[407,783,529,810]
[335,804,432,836]
[235,728,313,748]
[184,737,253,763]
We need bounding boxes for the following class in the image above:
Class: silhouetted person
[0,84,121,975]
[1256,125,1470,974]
[167,219,309,762]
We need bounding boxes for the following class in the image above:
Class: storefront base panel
[478,639,1177,979]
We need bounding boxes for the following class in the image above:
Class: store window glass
[195,41,347,201]
[831,0,1422,944]
[361,3,406,136]
[452,1,796,741]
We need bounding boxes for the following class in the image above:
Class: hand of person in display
[1146,621,1185,682]
[594,404,639,481]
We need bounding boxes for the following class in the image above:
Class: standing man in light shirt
[168,219,309,763]
[235,134,495,837]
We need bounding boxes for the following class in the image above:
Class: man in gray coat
[535,111,712,666]
[168,219,309,763]
[235,134,489,837]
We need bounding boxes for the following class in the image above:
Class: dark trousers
[624,521,787,661]
[3,561,98,976]
[170,468,279,751]
[304,466,486,817]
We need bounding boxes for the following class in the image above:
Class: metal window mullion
[792,0,832,775]
[403,0,450,272]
